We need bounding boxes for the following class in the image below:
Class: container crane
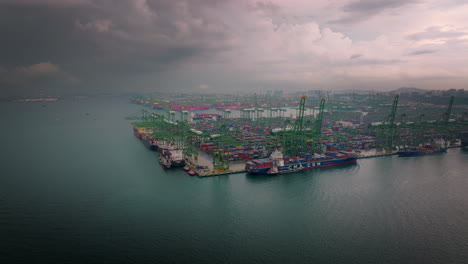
[376,94,399,153]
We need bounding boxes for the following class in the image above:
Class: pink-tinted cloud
[1,0,468,95]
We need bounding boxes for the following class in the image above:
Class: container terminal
[127,92,468,177]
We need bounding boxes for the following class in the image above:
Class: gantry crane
[375,94,399,153]
[277,96,325,156]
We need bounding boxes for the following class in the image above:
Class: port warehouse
[128,93,468,176]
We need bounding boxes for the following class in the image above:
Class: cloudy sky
[1,0,468,96]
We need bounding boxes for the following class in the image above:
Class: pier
[127,93,467,177]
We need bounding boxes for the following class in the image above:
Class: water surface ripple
[1,98,467,263]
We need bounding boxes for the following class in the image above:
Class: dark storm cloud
[331,0,416,24]
[407,26,467,41]
[1,0,468,96]
[0,0,235,95]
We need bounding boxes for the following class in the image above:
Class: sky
[1,0,468,96]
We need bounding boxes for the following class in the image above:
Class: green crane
[311,98,326,154]
[384,94,399,152]
[126,109,150,121]
[375,94,399,152]
[439,96,454,146]
[211,124,232,171]
[280,119,292,154]
[314,98,325,136]
[275,96,326,156]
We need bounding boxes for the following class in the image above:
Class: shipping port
[127,91,468,177]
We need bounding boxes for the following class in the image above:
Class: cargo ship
[245,150,357,175]
[159,149,185,169]
[397,145,447,157]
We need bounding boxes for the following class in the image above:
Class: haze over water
[1,98,467,263]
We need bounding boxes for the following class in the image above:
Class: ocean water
[1,98,467,264]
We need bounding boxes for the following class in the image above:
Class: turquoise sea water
[1,98,467,263]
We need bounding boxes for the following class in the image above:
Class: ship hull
[245,167,271,174]
[171,160,185,167]
[267,166,304,175]
[142,138,158,151]
[301,157,356,170]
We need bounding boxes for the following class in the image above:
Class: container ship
[151,103,163,109]
[159,149,185,169]
[245,150,357,175]
[133,126,185,168]
[397,145,447,157]
[461,131,468,148]
[133,127,158,151]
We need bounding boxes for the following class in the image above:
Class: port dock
[127,93,467,177]
[186,152,247,177]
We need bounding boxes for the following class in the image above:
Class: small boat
[187,170,197,176]
[183,165,190,171]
